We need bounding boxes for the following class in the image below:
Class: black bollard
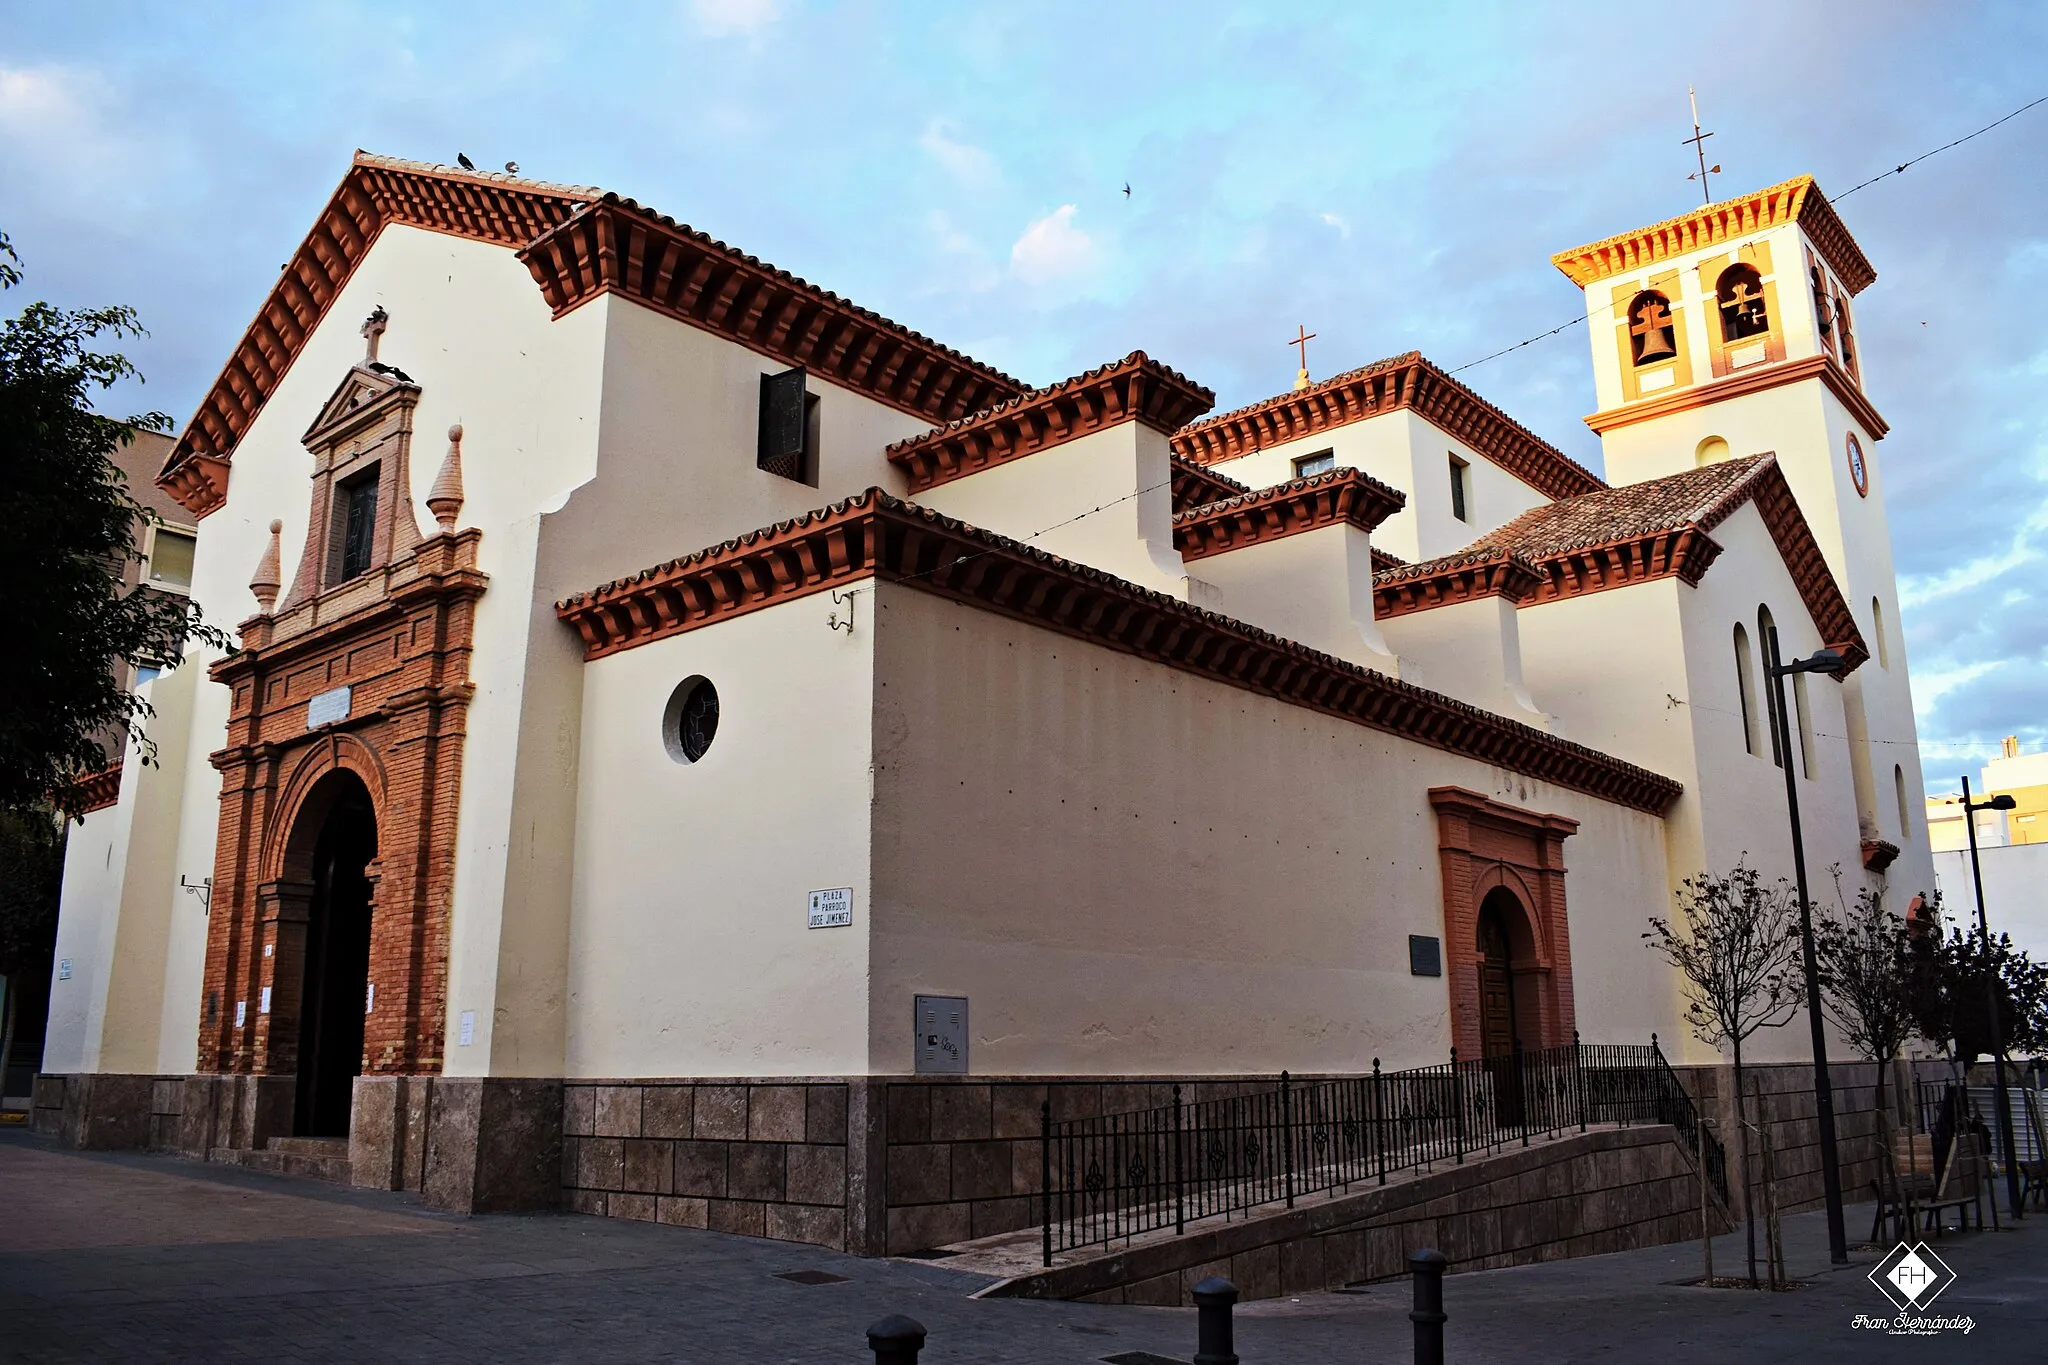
[1191,1276,1239,1365]
[866,1314,926,1365]
[1408,1249,1447,1365]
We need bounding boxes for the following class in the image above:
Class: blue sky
[4,0,2043,790]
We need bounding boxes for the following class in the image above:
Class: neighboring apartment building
[1928,736,2048,960]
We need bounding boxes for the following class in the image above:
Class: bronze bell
[1635,321,1675,361]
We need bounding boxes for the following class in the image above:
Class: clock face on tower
[1846,433,1869,497]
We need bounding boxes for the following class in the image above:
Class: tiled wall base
[29,1071,560,1215]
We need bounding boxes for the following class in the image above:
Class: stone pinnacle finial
[251,519,283,612]
[427,423,465,533]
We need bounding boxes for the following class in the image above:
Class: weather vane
[1684,87,1722,205]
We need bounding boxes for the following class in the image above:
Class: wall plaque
[914,994,968,1074]
[1409,934,1443,978]
[307,685,352,729]
[808,887,853,928]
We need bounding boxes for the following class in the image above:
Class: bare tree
[1645,863,1805,1289]
[1814,869,1919,1131]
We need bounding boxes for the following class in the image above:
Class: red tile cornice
[1372,548,1545,620]
[1171,353,1604,503]
[557,491,1683,814]
[878,352,1213,493]
[1519,526,1725,604]
[72,763,122,816]
[518,197,1027,427]
[1551,174,1874,297]
[1861,838,1901,873]
[1173,467,1406,563]
[1170,457,1250,513]
[158,153,596,518]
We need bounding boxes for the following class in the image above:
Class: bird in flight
[1123,182,1131,198]
[457,152,476,171]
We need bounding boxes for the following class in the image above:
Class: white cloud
[1320,211,1351,238]
[1010,204,1096,285]
[918,119,999,187]
[686,0,779,38]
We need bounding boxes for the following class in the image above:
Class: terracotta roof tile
[1458,456,1772,560]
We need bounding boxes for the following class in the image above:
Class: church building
[37,154,1930,1252]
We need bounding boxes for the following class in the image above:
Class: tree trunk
[1734,1037,1757,1289]
[0,973,16,1103]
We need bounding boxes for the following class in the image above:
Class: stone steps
[208,1136,352,1185]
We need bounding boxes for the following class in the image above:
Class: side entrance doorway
[289,772,376,1137]
[1477,889,1525,1126]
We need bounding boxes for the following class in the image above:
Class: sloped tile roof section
[520,196,1027,426]
[1171,456,1251,513]
[1173,467,1406,563]
[1551,174,1875,297]
[158,153,598,515]
[1372,547,1545,620]
[880,352,1214,493]
[1171,352,1605,503]
[558,491,1683,815]
[1458,454,1869,671]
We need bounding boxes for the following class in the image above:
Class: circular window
[1694,435,1730,467]
[1846,434,1869,498]
[662,677,720,764]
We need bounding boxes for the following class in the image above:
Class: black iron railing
[1040,1036,1726,1262]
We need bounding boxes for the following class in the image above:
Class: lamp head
[1989,794,2018,812]
[1775,647,1845,677]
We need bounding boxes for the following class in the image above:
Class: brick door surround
[199,350,483,1111]
[1428,786,1579,1056]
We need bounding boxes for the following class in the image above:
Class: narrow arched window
[1627,290,1678,367]
[1895,765,1912,836]
[1871,596,1889,669]
[1837,292,1859,377]
[1733,623,1760,756]
[1758,606,1783,768]
[1716,264,1769,341]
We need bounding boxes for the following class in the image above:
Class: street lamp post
[1763,628,1849,1266]
[1960,775,2023,1220]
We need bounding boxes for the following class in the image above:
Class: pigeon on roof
[457,152,475,171]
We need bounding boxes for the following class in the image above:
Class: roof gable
[1442,455,1868,671]
[160,153,595,509]
[1170,352,1605,503]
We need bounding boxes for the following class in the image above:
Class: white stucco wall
[1378,595,1547,729]
[1933,844,2048,962]
[565,594,875,1078]
[866,583,1677,1075]
[913,423,1189,596]
[1190,524,1396,673]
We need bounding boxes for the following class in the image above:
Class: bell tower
[1551,176,1930,891]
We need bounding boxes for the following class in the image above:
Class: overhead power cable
[1446,92,2048,378]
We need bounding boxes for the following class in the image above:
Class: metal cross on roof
[1683,87,1722,205]
[1287,325,1317,387]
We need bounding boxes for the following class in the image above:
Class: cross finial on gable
[361,306,389,364]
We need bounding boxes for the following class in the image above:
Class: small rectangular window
[330,466,380,583]
[1293,450,1335,479]
[147,526,196,592]
[1448,454,1469,522]
[758,366,814,483]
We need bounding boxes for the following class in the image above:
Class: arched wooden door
[1477,892,1524,1127]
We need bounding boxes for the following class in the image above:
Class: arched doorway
[289,772,376,1136]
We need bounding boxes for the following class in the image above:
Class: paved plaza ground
[3,1127,2044,1362]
